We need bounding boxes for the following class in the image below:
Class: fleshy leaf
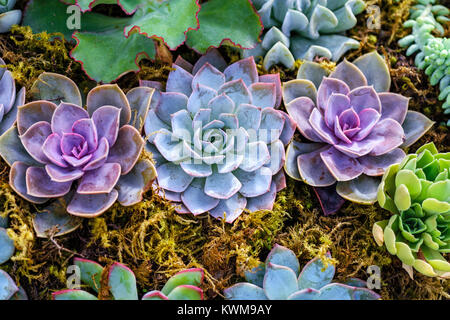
[166,285,203,300]
[263,263,298,300]
[161,268,204,296]
[0,270,18,300]
[224,283,268,300]
[52,289,98,300]
[297,256,335,290]
[74,258,103,293]
[108,263,138,300]
[30,73,82,106]
[265,244,300,277]
[336,175,381,204]
[0,227,14,265]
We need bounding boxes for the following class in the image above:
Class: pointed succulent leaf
[74,258,103,293]
[108,263,138,300]
[224,283,267,300]
[297,255,335,290]
[166,285,203,300]
[0,227,14,265]
[0,270,18,300]
[244,264,265,287]
[52,289,98,300]
[161,268,204,296]
[263,263,298,300]
[31,73,82,106]
[141,291,169,300]
[265,244,300,276]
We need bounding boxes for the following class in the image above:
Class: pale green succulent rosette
[245,0,366,70]
[398,0,450,125]
[373,142,450,278]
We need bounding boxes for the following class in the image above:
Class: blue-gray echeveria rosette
[0,0,22,33]
[224,244,380,300]
[244,0,366,70]
[283,51,434,215]
[0,57,25,136]
[0,73,157,227]
[142,49,296,223]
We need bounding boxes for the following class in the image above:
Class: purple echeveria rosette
[0,73,157,220]
[284,51,434,215]
[143,49,296,223]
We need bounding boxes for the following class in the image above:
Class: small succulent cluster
[374,142,450,278]
[0,214,14,265]
[53,258,204,300]
[144,49,295,223]
[224,244,380,300]
[283,51,434,215]
[0,73,157,221]
[0,269,27,300]
[0,57,25,136]
[245,0,366,70]
[0,0,21,33]
[398,0,450,126]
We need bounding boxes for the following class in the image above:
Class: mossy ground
[0,0,448,300]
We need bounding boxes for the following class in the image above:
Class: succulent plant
[0,214,14,265]
[245,0,366,70]
[284,51,434,215]
[143,49,296,222]
[53,258,204,300]
[0,270,28,300]
[0,0,22,33]
[224,244,380,300]
[24,0,262,83]
[0,72,157,220]
[0,57,25,136]
[398,0,450,126]
[373,142,450,278]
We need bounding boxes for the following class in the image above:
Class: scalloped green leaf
[124,0,200,50]
[71,29,156,83]
[108,263,138,300]
[186,0,263,53]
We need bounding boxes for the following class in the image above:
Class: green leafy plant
[374,142,450,278]
[53,258,205,300]
[23,0,263,83]
[398,0,449,126]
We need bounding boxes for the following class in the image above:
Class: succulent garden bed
[0,0,448,301]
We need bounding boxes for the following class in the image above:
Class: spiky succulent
[373,142,450,278]
[0,270,27,300]
[143,49,295,223]
[0,215,14,265]
[53,258,204,300]
[0,57,25,136]
[0,73,157,219]
[0,0,21,33]
[245,0,366,70]
[398,0,449,126]
[284,51,434,215]
[224,244,380,300]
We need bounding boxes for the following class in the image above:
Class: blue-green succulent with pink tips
[53,258,204,300]
[143,49,296,223]
[224,244,380,300]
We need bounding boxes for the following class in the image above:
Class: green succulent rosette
[373,142,450,278]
